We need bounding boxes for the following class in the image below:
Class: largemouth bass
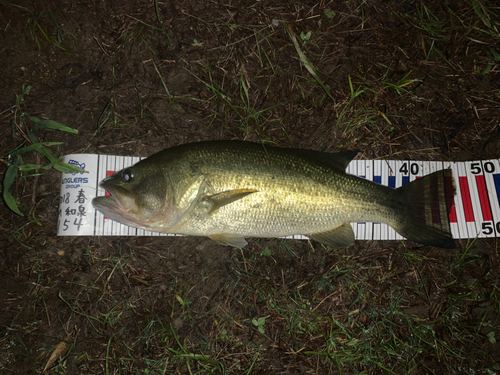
[92,141,456,248]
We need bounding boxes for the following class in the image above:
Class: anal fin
[209,233,248,248]
[308,223,355,249]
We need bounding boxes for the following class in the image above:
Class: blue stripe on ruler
[388,176,396,189]
[494,173,500,208]
[402,176,410,186]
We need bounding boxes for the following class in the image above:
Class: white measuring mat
[57,154,500,240]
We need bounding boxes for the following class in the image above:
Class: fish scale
[169,144,384,235]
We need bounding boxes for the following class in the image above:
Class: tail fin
[395,169,456,248]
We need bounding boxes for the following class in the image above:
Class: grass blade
[22,112,79,134]
[2,163,23,216]
[286,25,335,102]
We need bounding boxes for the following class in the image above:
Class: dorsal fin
[289,149,359,172]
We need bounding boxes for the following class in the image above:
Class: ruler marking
[451,162,467,239]
[476,175,493,221]
[388,176,396,188]
[373,160,381,241]
[494,173,500,206]
[483,160,500,236]
[459,176,474,222]
[459,163,481,237]
[466,161,487,237]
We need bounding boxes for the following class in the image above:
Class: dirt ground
[1,0,499,374]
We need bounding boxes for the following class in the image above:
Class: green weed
[25,10,73,54]
[2,85,83,216]
[472,0,500,38]
[287,25,335,102]
[252,317,266,334]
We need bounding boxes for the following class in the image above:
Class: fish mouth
[92,185,138,226]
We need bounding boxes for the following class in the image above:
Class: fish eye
[121,169,134,182]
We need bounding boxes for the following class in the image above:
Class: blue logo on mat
[68,159,86,175]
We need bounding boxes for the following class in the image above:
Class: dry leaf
[130,275,149,285]
[43,339,68,372]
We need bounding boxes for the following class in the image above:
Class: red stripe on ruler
[449,205,457,223]
[475,175,493,221]
[459,176,474,222]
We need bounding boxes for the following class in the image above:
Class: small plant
[381,68,421,95]
[260,247,271,257]
[487,331,496,344]
[300,31,312,45]
[324,9,336,19]
[252,317,266,334]
[3,85,83,216]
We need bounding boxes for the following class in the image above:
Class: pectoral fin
[209,233,248,248]
[308,223,355,248]
[206,189,258,214]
